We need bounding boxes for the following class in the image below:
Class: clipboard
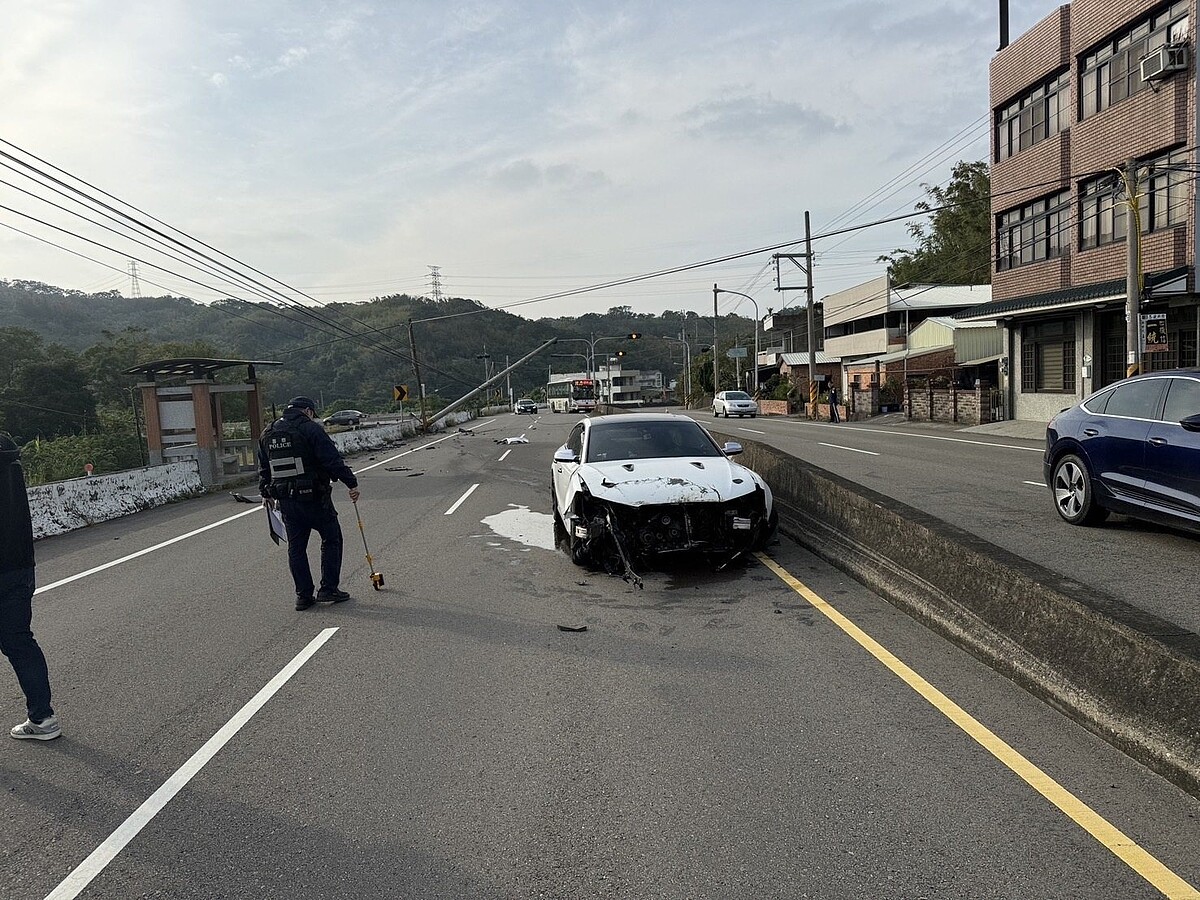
[267,506,287,545]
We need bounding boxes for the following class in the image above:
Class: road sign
[393,384,408,402]
[725,347,747,359]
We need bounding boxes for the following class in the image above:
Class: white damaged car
[550,413,776,585]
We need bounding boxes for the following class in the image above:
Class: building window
[1021,318,1076,393]
[996,190,1070,271]
[1079,147,1189,250]
[1080,1,1189,119]
[996,70,1069,160]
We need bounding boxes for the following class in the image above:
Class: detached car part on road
[1044,368,1200,532]
[550,413,776,585]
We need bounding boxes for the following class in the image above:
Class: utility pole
[1123,159,1142,378]
[712,284,720,397]
[406,321,429,430]
[773,211,818,418]
[804,211,817,417]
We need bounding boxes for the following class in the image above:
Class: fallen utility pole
[427,339,558,425]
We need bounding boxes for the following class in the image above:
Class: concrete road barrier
[729,434,1200,799]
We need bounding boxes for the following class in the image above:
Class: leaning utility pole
[1123,160,1142,378]
[406,321,429,430]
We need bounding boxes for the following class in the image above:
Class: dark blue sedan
[1044,369,1200,530]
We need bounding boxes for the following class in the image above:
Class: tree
[880,160,991,286]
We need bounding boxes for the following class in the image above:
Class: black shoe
[317,588,351,604]
[295,594,316,610]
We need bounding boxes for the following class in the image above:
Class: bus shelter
[124,358,280,487]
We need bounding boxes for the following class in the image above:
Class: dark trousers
[278,498,344,598]
[830,402,841,423]
[0,568,53,722]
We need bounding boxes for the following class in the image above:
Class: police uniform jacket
[257,407,359,500]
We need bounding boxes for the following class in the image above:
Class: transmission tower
[128,260,142,298]
[428,265,443,302]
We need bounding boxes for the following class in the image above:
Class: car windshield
[585,420,721,461]
[725,392,751,401]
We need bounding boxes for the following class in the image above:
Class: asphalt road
[683,409,1200,638]
[2,412,1198,899]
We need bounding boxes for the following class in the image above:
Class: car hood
[577,457,760,505]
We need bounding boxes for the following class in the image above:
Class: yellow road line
[756,552,1199,900]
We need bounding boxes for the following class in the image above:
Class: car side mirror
[554,446,579,463]
[722,442,743,456]
[1181,414,1200,432]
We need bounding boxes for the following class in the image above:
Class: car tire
[754,508,779,550]
[551,487,568,549]
[750,413,756,418]
[1051,453,1109,526]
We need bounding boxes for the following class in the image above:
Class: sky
[0,0,1050,325]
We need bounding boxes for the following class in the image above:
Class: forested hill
[0,279,753,409]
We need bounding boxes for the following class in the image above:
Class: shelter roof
[124,358,281,382]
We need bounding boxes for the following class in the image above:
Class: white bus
[547,378,597,413]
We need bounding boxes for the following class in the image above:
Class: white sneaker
[10,715,61,741]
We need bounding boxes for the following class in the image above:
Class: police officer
[1,432,59,740]
[257,397,361,610]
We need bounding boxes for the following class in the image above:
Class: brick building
[957,0,1196,422]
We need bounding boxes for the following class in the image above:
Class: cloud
[490,159,610,193]
[682,93,846,141]
[261,46,309,76]
[210,72,228,88]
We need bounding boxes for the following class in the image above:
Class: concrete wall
[30,461,203,539]
[28,410,478,540]
[715,432,1200,798]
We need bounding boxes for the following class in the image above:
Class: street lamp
[714,287,761,395]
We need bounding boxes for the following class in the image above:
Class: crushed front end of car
[566,479,772,586]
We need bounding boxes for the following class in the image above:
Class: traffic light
[628,332,641,339]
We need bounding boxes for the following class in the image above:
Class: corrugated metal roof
[780,351,841,365]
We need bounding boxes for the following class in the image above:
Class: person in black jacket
[257,397,361,610]
[0,433,59,740]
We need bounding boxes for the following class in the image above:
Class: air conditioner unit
[1140,43,1189,82]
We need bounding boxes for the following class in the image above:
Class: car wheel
[1051,453,1109,526]
[754,508,779,550]
[750,413,756,418]
[551,486,568,548]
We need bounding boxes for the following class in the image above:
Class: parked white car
[712,391,758,418]
[550,413,776,585]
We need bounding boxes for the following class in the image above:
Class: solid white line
[43,628,339,900]
[1024,480,1045,486]
[444,483,480,516]
[818,442,880,456]
[498,449,512,462]
[738,427,767,435]
[33,507,262,596]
